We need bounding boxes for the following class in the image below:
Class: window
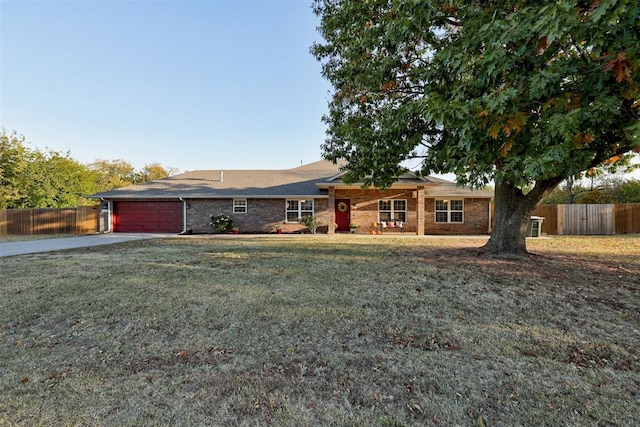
[378,199,407,222]
[233,199,247,214]
[286,199,314,222]
[435,199,463,223]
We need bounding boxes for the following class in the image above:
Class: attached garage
[113,201,183,233]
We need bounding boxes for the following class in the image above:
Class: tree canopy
[313,0,639,256]
[0,130,175,209]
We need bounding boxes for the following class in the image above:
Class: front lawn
[0,234,77,243]
[1,235,638,426]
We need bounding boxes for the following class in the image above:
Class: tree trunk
[482,179,561,258]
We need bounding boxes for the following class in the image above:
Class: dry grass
[0,234,77,243]
[1,235,638,426]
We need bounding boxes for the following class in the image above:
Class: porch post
[416,186,425,235]
[328,186,336,235]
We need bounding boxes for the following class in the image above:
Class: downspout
[488,199,493,234]
[100,198,112,233]
[179,198,188,234]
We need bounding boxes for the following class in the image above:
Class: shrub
[619,180,640,203]
[298,216,319,234]
[209,213,233,232]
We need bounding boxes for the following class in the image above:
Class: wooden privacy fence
[0,206,99,236]
[532,204,640,235]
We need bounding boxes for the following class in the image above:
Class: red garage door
[114,201,183,233]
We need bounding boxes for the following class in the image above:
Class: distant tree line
[0,130,177,209]
[541,155,640,204]
[542,177,640,204]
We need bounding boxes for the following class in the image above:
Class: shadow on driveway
[0,233,174,258]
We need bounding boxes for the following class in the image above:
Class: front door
[335,199,351,231]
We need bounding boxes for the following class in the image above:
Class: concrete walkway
[0,233,173,258]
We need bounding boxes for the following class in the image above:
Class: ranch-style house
[90,160,494,235]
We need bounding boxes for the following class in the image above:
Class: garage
[113,201,183,233]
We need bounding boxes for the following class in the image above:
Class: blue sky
[1,0,332,172]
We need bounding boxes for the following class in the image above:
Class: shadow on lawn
[405,245,640,290]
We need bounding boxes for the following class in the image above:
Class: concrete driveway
[0,233,173,258]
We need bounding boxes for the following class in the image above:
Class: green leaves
[0,130,174,208]
[313,0,639,254]
[313,0,640,189]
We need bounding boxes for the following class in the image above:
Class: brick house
[91,160,493,234]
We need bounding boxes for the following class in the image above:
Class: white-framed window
[379,199,407,222]
[435,199,464,223]
[286,199,314,222]
[233,199,247,214]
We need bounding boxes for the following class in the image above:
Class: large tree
[312,0,639,256]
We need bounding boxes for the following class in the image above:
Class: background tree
[547,154,639,203]
[134,162,177,184]
[89,159,137,192]
[90,159,175,190]
[23,151,100,208]
[543,177,640,204]
[1,130,100,208]
[0,130,31,208]
[617,179,640,202]
[313,0,639,256]
[2,131,177,208]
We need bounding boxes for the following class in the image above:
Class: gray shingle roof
[89,160,494,199]
[90,160,344,199]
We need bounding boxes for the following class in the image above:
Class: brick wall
[424,198,491,235]
[334,189,417,233]
[186,195,490,235]
[187,198,331,233]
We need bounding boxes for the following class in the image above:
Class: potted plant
[349,223,358,233]
[275,225,283,234]
[232,227,239,235]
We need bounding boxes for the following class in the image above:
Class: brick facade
[330,191,491,235]
[424,197,491,235]
[186,198,331,234]
[334,188,418,233]
[177,193,490,235]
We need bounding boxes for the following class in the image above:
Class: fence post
[0,209,6,236]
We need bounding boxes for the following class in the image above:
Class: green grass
[1,235,639,426]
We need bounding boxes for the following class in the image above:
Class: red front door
[335,199,351,232]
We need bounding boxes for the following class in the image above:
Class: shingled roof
[90,160,493,199]
[90,160,345,199]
